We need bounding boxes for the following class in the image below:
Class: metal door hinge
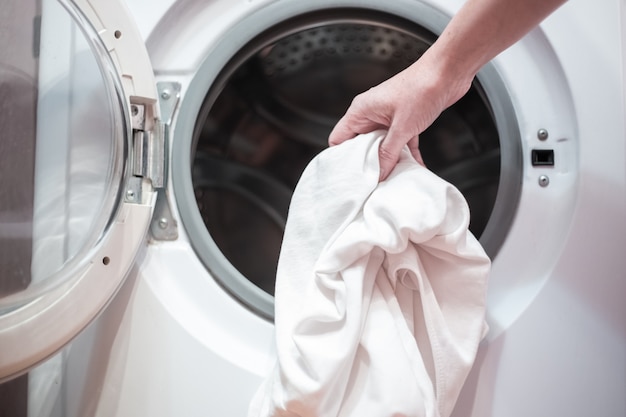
[130,103,165,190]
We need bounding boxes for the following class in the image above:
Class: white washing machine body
[5,0,621,416]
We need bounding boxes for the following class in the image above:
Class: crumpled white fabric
[248,131,491,417]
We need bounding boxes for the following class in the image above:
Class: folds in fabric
[248,131,491,417]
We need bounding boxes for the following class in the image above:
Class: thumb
[377,129,407,181]
[407,135,425,166]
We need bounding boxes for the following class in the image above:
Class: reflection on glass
[0,0,40,301]
[0,0,119,309]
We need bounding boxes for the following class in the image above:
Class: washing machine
[0,0,624,416]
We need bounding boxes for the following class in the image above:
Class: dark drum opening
[191,10,501,298]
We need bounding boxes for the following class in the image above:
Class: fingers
[328,117,357,146]
[330,113,424,181]
[407,135,425,166]
[378,127,410,181]
[328,112,383,147]
[331,123,424,182]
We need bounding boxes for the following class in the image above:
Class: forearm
[418,0,567,104]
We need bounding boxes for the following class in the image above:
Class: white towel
[248,131,490,417]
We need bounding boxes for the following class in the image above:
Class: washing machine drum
[187,10,518,317]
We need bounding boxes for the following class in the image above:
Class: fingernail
[379,169,386,182]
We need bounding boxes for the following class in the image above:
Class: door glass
[0,0,126,312]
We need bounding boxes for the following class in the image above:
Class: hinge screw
[158,218,169,229]
[161,90,171,100]
[537,129,549,141]
[538,175,550,187]
[126,189,135,201]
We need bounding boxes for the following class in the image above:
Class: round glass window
[0,0,126,312]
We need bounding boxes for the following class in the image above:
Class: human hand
[328,55,472,181]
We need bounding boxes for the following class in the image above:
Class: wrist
[410,45,475,111]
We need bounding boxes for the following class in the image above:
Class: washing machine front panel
[0,0,161,381]
[94,0,623,416]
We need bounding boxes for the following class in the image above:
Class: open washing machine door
[0,0,163,382]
